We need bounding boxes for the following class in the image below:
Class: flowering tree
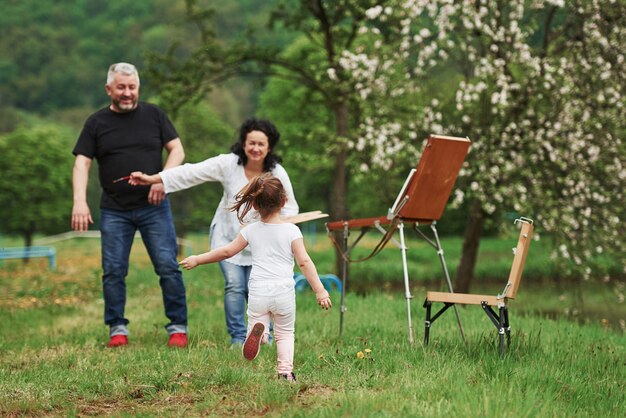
[153,0,422,274]
[152,0,624,289]
[323,0,624,291]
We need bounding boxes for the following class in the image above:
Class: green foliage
[257,62,334,214]
[0,0,206,114]
[3,0,624,286]
[143,0,288,120]
[0,126,73,246]
[0,105,23,134]
[256,35,424,219]
[167,100,236,235]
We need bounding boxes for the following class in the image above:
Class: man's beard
[113,98,137,112]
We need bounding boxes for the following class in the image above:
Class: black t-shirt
[73,102,179,210]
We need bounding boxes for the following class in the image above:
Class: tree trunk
[330,104,349,221]
[22,228,34,265]
[455,199,485,293]
[331,101,349,276]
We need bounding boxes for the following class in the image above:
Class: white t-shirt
[239,222,303,296]
[159,153,299,265]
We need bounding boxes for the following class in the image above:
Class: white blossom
[326,0,624,282]
[365,6,383,20]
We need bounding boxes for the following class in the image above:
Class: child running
[178,173,332,381]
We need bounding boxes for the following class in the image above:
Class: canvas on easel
[394,135,470,222]
[283,210,328,224]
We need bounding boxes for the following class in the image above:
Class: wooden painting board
[398,135,470,222]
[283,210,329,224]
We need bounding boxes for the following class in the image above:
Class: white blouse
[160,153,299,266]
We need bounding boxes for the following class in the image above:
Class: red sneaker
[242,322,265,361]
[168,333,188,348]
[108,334,128,348]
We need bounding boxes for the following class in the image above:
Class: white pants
[247,288,296,375]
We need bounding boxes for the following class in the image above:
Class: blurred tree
[336,0,626,291]
[256,39,412,219]
[166,100,235,239]
[148,0,423,274]
[0,106,22,134]
[0,0,213,114]
[0,127,73,249]
[409,0,626,291]
[257,70,335,216]
[146,0,625,287]
[150,1,395,219]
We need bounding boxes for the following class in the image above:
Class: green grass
[0,236,624,416]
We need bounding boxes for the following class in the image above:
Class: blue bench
[0,246,56,269]
[294,273,342,293]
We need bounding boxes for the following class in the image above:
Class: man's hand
[148,183,166,205]
[71,201,93,231]
[72,155,93,231]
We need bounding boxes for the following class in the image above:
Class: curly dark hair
[230,118,283,171]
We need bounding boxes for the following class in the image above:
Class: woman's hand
[128,171,160,186]
[178,255,199,270]
[316,289,332,310]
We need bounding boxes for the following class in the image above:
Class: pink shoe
[242,323,265,361]
[108,335,128,348]
[168,333,188,348]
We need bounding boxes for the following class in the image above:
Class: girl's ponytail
[231,173,286,223]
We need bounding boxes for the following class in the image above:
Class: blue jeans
[219,260,251,345]
[100,199,187,336]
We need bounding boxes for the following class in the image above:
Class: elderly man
[71,62,188,348]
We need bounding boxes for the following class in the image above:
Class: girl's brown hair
[231,173,287,223]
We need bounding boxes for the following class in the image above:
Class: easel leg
[503,306,511,347]
[339,225,349,337]
[398,222,414,344]
[498,306,505,357]
[424,301,431,347]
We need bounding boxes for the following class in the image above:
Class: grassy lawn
[0,234,624,416]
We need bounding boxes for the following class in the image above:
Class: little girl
[179,173,332,381]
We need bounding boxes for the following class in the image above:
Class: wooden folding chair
[423,218,534,356]
[326,134,471,343]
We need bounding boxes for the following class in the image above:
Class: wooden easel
[326,134,471,343]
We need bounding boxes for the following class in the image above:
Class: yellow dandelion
[357,351,365,359]
[364,348,372,354]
